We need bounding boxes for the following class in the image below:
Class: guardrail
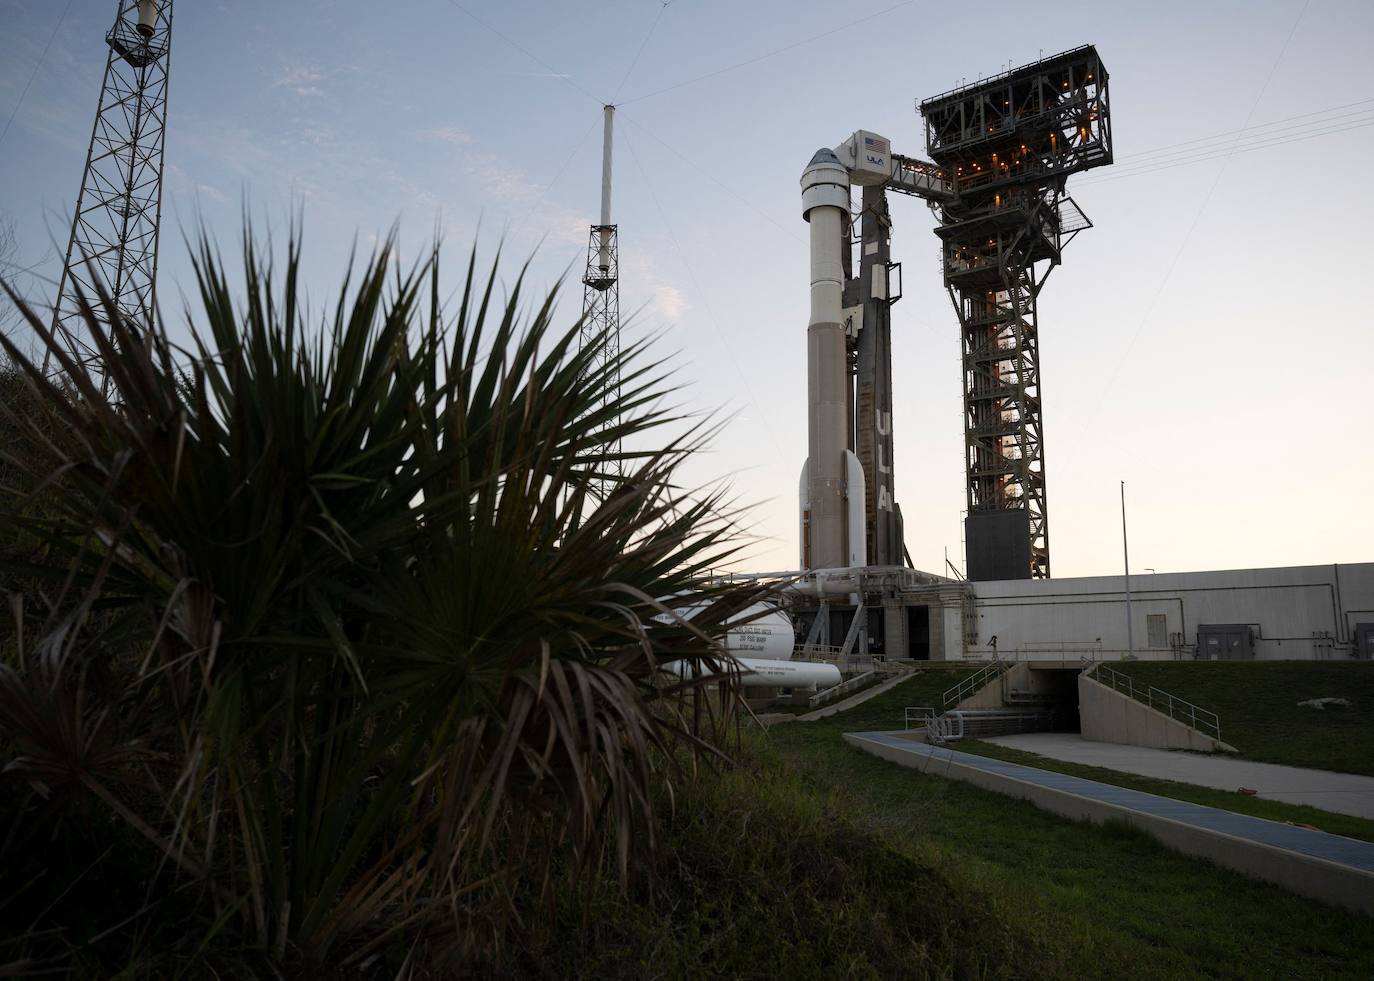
[808,671,877,709]
[919,708,1056,744]
[904,705,937,730]
[964,644,1102,663]
[942,658,1007,708]
[1090,663,1223,742]
[793,644,845,663]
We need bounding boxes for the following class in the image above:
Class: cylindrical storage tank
[662,656,839,691]
[723,602,794,661]
[137,0,160,37]
[656,600,795,661]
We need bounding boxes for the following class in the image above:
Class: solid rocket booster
[800,149,865,570]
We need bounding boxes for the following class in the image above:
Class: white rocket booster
[799,148,866,571]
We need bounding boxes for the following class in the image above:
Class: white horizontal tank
[661,655,839,691]
[723,602,795,661]
[654,600,796,662]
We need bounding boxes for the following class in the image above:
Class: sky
[2,0,1372,578]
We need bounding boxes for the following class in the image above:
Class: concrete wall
[950,663,1030,710]
[1078,675,1232,753]
[963,562,1373,662]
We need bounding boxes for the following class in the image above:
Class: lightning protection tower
[49,0,174,379]
[580,104,622,491]
[919,46,1111,580]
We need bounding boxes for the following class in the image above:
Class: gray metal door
[1357,623,1374,660]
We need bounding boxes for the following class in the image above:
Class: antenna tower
[580,104,622,490]
[49,0,174,379]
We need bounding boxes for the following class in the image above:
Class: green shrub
[0,231,773,976]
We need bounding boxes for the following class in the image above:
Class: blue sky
[2,0,1372,577]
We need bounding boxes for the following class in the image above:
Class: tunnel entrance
[1016,666,1082,732]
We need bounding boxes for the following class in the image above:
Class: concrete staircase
[907,659,1067,743]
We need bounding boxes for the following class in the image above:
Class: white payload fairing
[798,148,866,572]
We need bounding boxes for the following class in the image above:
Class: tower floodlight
[48,0,174,382]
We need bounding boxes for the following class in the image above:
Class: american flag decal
[864,135,889,155]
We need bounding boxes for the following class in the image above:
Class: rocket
[798,148,866,571]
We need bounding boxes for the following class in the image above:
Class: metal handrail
[1090,663,1222,742]
[792,644,845,663]
[809,671,876,709]
[905,705,936,730]
[942,657,1006,708]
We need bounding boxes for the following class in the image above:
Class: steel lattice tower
[50,0,174,376]
[580,106,622,490]
[920,46,1111,579]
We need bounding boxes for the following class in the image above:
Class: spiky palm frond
[0,228,776,971]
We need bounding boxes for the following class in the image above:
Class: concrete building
[966,562,1374,662]
[795,562,1374,662]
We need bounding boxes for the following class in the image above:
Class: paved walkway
[984,733,1374,820]
[848,732,1374,878]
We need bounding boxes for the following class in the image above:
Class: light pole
[1121,481,1133,656]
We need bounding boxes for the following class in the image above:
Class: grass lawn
[755,679,1374,980]
[1106,661,1374,775]
[954,738,1374,843]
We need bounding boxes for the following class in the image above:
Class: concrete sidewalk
[985,733,1374,820]
[846,732,1374,915]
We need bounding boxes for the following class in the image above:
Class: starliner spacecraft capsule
[799,148,866,571]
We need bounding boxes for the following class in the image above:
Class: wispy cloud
[418,126,475,146]
[273,63,327,97]
[653,284,685,322]
[622,252,689,326]
[166,162,229,206]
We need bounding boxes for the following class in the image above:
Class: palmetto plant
[0,230,775,973]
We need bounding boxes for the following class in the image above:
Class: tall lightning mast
[580,105,623,488]
[49,0,174,377]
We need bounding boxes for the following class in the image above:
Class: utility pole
[1121,480,1133,656]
